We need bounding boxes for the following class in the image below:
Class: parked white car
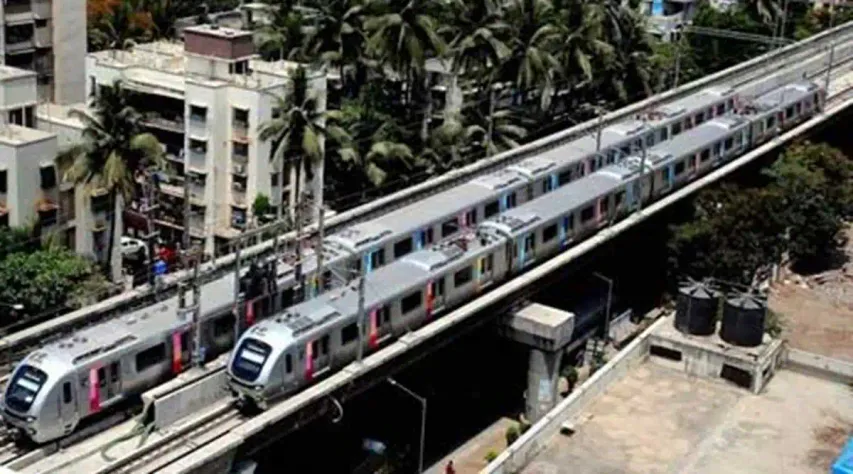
[121,236,147,259]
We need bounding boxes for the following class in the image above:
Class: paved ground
[425,418,518,474]
[523,364,853,474]
[769,227,853,362]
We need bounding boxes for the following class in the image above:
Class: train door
[87,368,101,413]
[475,254,494,291]
[559,214,574,247]
[106,360,121,400]
[58,378,77,433]
[427,278,445,315]
[306,334,331,380]
[517,234,535,268]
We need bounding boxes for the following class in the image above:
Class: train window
[543,224,558,243]
[506,192,517,209]
[341,323,359,345]
[97,367,106,388]
[541,179,552,194]
[716,103,725,115]
[563,214,574,232]
[136,343,166,372]
[394,238,413,258]
[683,118,692,131]
[615,191,625,207]
[694,112,704,125]
[434,278,445,296]
[675,161,686,176]
[581,206,594,223]
[785,106,794,119]
[484,200,499,218]
[484,254,494,272]
[311,341,319,360]
[371,249,385,268]
[526,185,534,201]
[181,332,190,355]
[285,354,292,373]
[321,335,329,355]
[110,361,120,383]
[63,382,72,404]
[671,122,682,136]
[794,103,802,115]
[466,209,477,225]
[425,227,434,245]
[724,137,734,151]
[213,314,236,339]
[645,134,654,148]
[558,170,572,186]
[766,116,776,129]
[441,218,457,238]
[376,306,391,326]
[714,142,722,157]
[401,291,422,314]
[659,128,668,142]
[599,199,608,215]
[588,158,597,173]
[454,267,473,287]
[727,98,734,110]
[700,148,711,162]
[524,234,535,252]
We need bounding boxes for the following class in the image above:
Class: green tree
[302,0,367,94]
[252,193,273,223]
[502,0,561,103]
[256,5,308,61]
[364,0,447,143]
[57,81,164,280]
[0,249,109,325]
[766,141,853,267]
[0,226,38,262]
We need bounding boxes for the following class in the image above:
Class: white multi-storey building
[0,0,86,103]
[85,25,327,257]
[0,65,119,277]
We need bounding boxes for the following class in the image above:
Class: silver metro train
[0,79,813,444]
[226,81,824,408]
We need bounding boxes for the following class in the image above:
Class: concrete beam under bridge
[500,303,575,422]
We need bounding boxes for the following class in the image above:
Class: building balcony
[6,38,35,54]
[188,148,207,171]
[33,0,51,19]
[232,121,249,143]
[232,162,247,177]
[4,0,33,18]
[143,113,185,134]
[37,198,59,227]
[231,188,247,207]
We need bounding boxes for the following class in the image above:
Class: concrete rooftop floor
[523,363,853,474]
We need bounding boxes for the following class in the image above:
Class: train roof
[648,115,750,162]
[325,178,502,252]
[26,272,243,371]
[752,81,819,111]
[657,85,736,118]
[483,173,622,235]
[507,156,558,179]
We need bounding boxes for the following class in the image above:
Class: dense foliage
[0,228,111,325]
[668,142,853,285]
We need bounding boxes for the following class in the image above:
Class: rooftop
[36,102,88,129]
[524,364,853,474]
[183,24,253,40]
[0,124,55,146]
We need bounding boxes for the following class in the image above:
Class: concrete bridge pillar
[499,303,575,423]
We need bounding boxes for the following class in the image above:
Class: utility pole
[824,2,837,94]
[178,245,203,367]
[142,170,160,290]
[233,238,244,344]
[293,194,305,304]
[594,106,604,152]
[315,205,325,297]
[355,272,366,364]
[182,172,191,259]
[637,140,648,212]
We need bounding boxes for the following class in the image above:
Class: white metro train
[226,81,824,408]
[0,79,819,443]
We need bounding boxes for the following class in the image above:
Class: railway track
[1,24,851,383]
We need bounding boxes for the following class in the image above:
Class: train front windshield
[231,338,272,382]
[5,365,47,412]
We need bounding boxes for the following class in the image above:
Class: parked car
[121,236,147,260]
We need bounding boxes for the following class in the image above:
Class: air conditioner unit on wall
[232,182,245,192]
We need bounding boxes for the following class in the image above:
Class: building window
[189,105,207,122]
[8,109,23,126]
[271,172,279,187]
[40,165,56,189]
[0,170,7,193]
[233,108,249,128]
[189,139,207,154]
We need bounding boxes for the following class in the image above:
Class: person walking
[445,460,455,474]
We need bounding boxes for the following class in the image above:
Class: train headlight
[25,416,35,423]
[254,385,263,391]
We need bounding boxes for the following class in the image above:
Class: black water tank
[674,282,719,336]
[720,294,767,347]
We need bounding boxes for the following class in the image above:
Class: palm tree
[502,0,562,108]
[301,0,367,95]
[744,0,781,25]
[444,0,511,152]
[554,1,613,90]
[88,0,153,53]
[364,0,447,143]
[420,113,484,172]
[256,4,308,61]
[476,108,527,156]
[56,81,164,280]
[259,66,327,293]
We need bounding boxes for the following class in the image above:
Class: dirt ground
[768,226,853,362]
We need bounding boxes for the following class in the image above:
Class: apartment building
[0,0,86,104]
[85,25,328,257]
[0,66,120,278]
